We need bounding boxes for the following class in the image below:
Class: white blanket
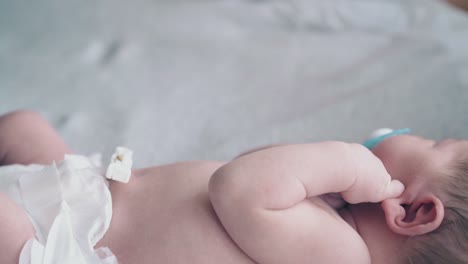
[1,0,467,167]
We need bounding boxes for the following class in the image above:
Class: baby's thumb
[384,180,405,199]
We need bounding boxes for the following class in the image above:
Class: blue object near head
[362,128,411,150]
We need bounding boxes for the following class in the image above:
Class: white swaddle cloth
[0,152,127,264]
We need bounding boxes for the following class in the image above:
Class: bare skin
[1,110,466,263]
[97,161,258,264]
[1,111,374,263]
[0,111,254,264]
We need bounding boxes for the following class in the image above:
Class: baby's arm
[209,142,403,264]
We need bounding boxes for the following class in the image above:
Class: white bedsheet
[1,0,467,167]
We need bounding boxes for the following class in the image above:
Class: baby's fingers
[384,180,405,199]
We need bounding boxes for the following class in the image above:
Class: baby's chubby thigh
[0,192,35,264]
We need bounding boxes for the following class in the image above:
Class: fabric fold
[0,154,117,264]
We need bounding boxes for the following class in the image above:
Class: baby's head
[369,134,468,263]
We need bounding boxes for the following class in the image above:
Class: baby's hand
[340,144,405,204]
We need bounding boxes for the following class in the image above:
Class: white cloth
[0,154,117,264]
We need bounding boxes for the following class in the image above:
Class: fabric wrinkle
[0,154,117,264]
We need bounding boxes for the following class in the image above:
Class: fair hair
[406,156,468,263]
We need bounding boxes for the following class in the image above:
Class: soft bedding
[0,0,467,166]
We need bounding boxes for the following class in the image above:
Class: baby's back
[96,161,256,264]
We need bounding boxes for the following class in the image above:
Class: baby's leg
[0,110,71,263]
[0,110,71,165]
[0,192,36,264]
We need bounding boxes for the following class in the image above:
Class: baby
[1,110,468,264]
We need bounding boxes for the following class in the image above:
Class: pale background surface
[1,0,468,167]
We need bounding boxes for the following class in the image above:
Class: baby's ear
[381,194,444,236]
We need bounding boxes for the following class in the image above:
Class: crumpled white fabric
[0,154,117,264]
